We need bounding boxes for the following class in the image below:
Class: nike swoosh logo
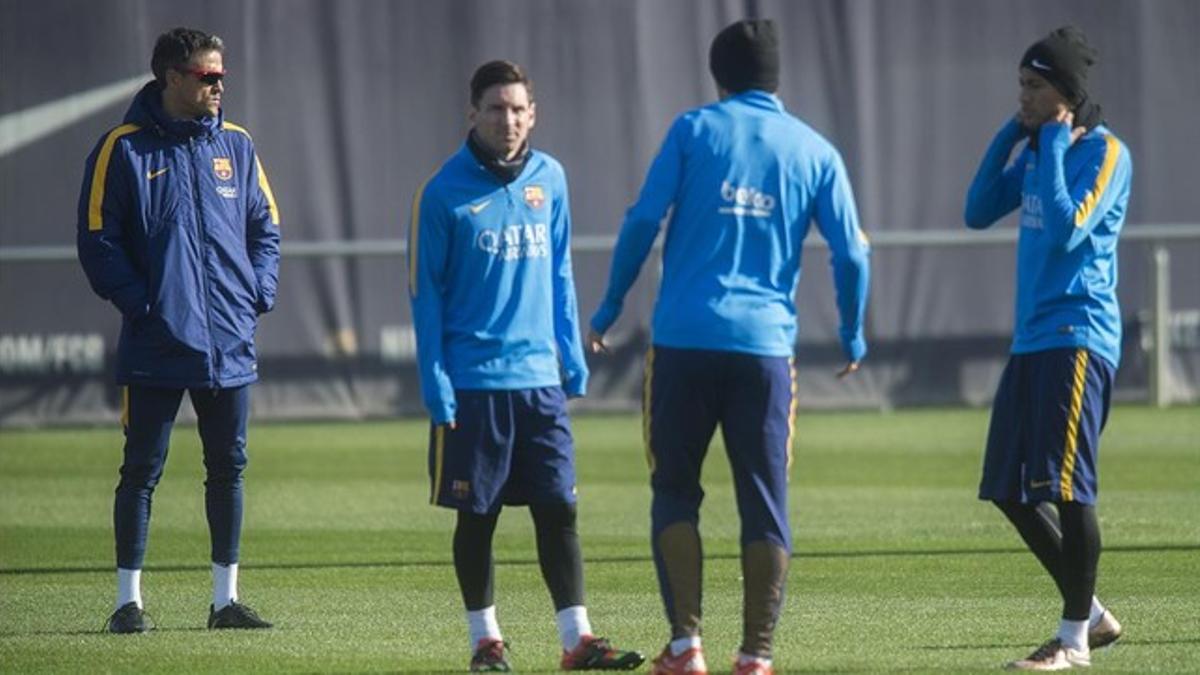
[0,73,149,157]
[147,168,168,180]
[1029,479,1054,488]
[1030,58,1052,72]
[468,199,492,215]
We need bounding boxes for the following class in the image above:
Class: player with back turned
[588,19,870,675]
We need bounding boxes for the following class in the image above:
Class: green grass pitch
[1,406,1197,672]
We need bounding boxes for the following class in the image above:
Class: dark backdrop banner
[2,0,1198,425]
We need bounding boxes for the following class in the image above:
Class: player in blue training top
[964,26,1131,672]
[588,20,870,675]
[408,60,643,673]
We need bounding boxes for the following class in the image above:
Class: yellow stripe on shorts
[785,358,798,474]
[643,347,656,472]
[429,425,445,505]
[1059,349,1090,501]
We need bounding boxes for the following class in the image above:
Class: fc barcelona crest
[213,157,233,181]
[523,185,546,209]
[451,480,471,499]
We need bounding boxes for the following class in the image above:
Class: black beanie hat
[709,19,780,94]
[1020,25,1098,107]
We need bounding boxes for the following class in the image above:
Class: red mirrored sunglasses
[179,67,225,86]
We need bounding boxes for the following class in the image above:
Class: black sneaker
[470,638,511,672]
[561,635,645,670]
[207,601,273,629]
[106,602,152,634]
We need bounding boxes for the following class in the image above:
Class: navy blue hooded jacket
[77,81,281,388]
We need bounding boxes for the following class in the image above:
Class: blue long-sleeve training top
[408,144,588,424]
[590,90,870,361]
[964,118,1133,369]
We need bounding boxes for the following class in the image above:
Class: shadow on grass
[917,636,1200,650]
[3,543,1196,576]
[0,625,211,638]
[916,642,1024,650]
[1120,637,1200,646]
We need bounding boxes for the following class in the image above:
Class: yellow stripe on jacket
[1073,135,1121,228]
[255,155,280,225]
[87,124,141,231]
[407,177,432,297]
[223,122,280,225]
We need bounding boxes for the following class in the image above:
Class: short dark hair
[469,60,533,107]
[151,27,224,84]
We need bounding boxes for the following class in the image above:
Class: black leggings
[453,503,585,611]
[995,501,1101,620]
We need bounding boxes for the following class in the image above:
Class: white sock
[1057,618,1089,652]
[116,568,142,609]
[212,562,238,610]
[467,606,502,650]
[670,635,701,656]
[738,652,772,667]
[1088,597,1106,626]
[555,605,592,651]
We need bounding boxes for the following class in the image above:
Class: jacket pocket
[251,277,266,314]
[132,313,203,358]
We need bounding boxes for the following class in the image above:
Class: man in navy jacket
[77,27,280,634]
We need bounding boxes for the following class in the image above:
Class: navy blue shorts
[428,386,576,514]
[979,348,1114,505]
[645,345,795,550]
